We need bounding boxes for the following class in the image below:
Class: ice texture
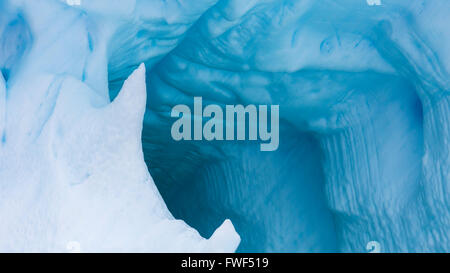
[0,0,239,252]
[0,0,449,252]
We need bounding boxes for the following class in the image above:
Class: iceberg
[0,0,449,252]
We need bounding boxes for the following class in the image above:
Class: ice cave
[0,0,449,252]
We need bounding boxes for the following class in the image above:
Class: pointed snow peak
[208,219,241,253]
[109,63,147,121]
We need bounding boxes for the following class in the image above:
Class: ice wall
[0,0,239,252]
[141,0,450,252]
[0,0,449,252]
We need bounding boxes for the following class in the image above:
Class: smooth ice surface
[0,0,449,252]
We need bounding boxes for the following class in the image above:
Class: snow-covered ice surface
[0,0,449,252]
[0,0,239,252]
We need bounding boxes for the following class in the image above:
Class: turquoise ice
[0,0,449,252]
